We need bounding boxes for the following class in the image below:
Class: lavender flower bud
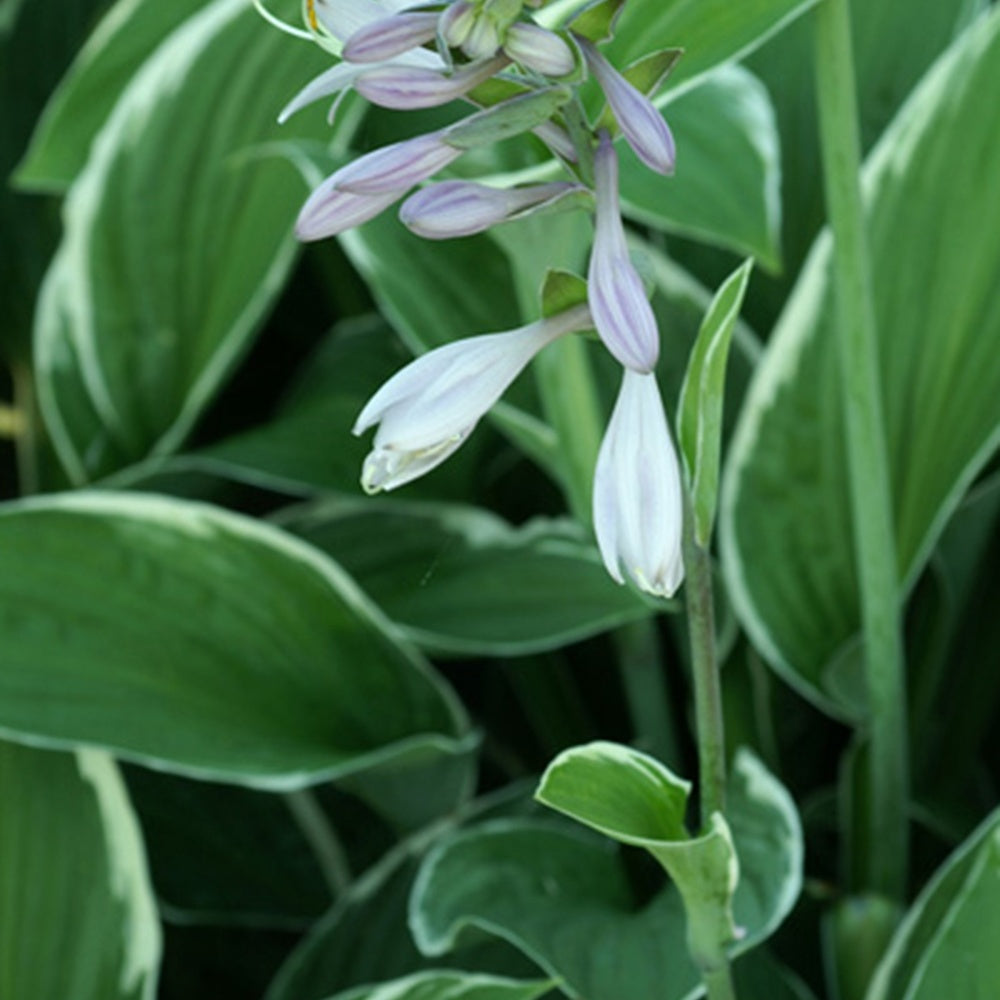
[593,369,684,597]
[332,132,464,195]
[588,132,660,372]
[295,184,402,241]
[462,14,502,60]
[399,180,577,238]
[353,54,509,111]
[503,23,576,77]
[579,37,676,176]
[342,12,440,63]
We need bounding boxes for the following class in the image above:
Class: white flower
[593,369,684,597]
[354,304,591,492]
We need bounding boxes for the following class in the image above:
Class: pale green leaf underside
[721,10,1000,717]
[0,492,465,788]
[412,751,801,1000]
[0,743,160,1000]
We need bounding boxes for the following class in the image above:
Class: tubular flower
[353,304,592,492]
[593,369,684,598]
[577,36,676,176]
[588,131,660,372]
[353,54,510,111]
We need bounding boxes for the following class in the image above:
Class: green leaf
[721,11,1000,717]
[35,0,335,482]
[323,972,554,1000]
[867,808,1000,1000]
[15,0,207,191]
[677,259,754,546]
[535,742,738,970]
[564,0,626,44]
[279,498,654,656]
[606,0,820,98]
[0,742,160,1000]
[540,269,590,319]
[412,750,802,1000]
[0,491,466,788]
[620,66,781,267]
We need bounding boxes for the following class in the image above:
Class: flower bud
[295,184,402,241]
[399,180,577,238]
[439,2,477,48]
[342,12,440,63]
[332,132,464,195]
[579,37,676,175]
[353,55,508,111]
[587,132,660,372]
[503,23,576,77]
[462,14,502,60]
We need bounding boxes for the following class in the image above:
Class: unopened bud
[462,14,502,59]
[399,180,577,238]
[333,132,464,195]
[439,2,476,48]
[354,55,508,111]
[503,23,576,77]
[342,12,440,63]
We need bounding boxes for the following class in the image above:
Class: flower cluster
[278,0,685,597]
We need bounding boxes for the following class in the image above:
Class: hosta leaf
[15,0,207,190]
[536,742,738,968]
[280,498,653,656]
[721,11,1000,717]
[411,751,801,1000]
[677,259,754,545]
[620,66,781,268]
[0,491,466,788]
[867,807,1000,1000]
[606,0,821,98]
[0,742,160,1000]
[35,0,334,482]
[324,971,554,1000]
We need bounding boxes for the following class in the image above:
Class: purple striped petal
[503,23,576,77]
[587,133,660,372]
[342,11,440,63]
[399,180,577,238]
[295,181,402,240]
[579,37,676,176]
[331,132,463,195]
[353,55,508,111]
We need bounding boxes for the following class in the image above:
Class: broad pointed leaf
[0,491,466,788]
[721,11,1000,717]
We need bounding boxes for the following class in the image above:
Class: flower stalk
[814,0,908,902]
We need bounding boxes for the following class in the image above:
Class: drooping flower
[577,36,676,176]
[593,369,684,597]
[399,180,579,239]
[588,131,660,372]
[341,11,440,63]
[353,304,592,492]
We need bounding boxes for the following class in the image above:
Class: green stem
[284,789,352,898]
[614,617,681,767]
[703,966,737,1000]
[683,513,727,826]
[11,364,40,495]
[814,0,908,900]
